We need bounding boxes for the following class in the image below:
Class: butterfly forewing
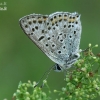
[19,14,48,48]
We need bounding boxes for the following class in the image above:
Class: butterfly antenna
[34,66,54,88]
[82,47,90,52]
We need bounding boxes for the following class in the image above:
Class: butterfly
[19,12,82,72]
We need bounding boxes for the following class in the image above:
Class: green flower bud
[42,92,46,96]
[74,78,78,82]
[79,97,82,100]
[25,92,30,96]
[60,97,63,100]
[98,91,100,95]
[26,97,30,100]
[66,77,70,81]
[86,73,89,77]
[13,93,16,96]
[86,95,89,98]
[36,94,39,98]
[43,80,47,84]
[93,57,96,59]
[75,91,78,96]
[94,44,98,47]
[62,87,66,92]
[17,90,20,94]
[81,68,86,72]
[28,80,31,83]
[54,90,57,93]
[69,95,72,99]
[89,43,91,47]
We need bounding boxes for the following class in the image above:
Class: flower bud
[89,43,91,47]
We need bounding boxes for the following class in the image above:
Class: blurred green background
[0,0,100,99]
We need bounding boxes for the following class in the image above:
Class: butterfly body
[19,12,82,72]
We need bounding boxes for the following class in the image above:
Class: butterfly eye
[74,54,79,58]
[56,64,61,70]
[53,64,62,72]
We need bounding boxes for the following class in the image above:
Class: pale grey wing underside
[19,12,81,67]
[19,14,61,65]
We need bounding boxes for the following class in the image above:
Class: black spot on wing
[42,30,44,33]
[28,21,32,25]
[68,25,71,28]
[35,26,38,30]
[38,36,44,41]
[74,31,76,34]
[33,20,36,23]
[25,25,28,28]
[38,20,42,24]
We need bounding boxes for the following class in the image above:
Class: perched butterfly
[19,12,82,72]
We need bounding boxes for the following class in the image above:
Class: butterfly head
[53,64,63,72]
[53,53,80,72]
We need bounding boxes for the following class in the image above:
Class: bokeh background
[0,0,100,99]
